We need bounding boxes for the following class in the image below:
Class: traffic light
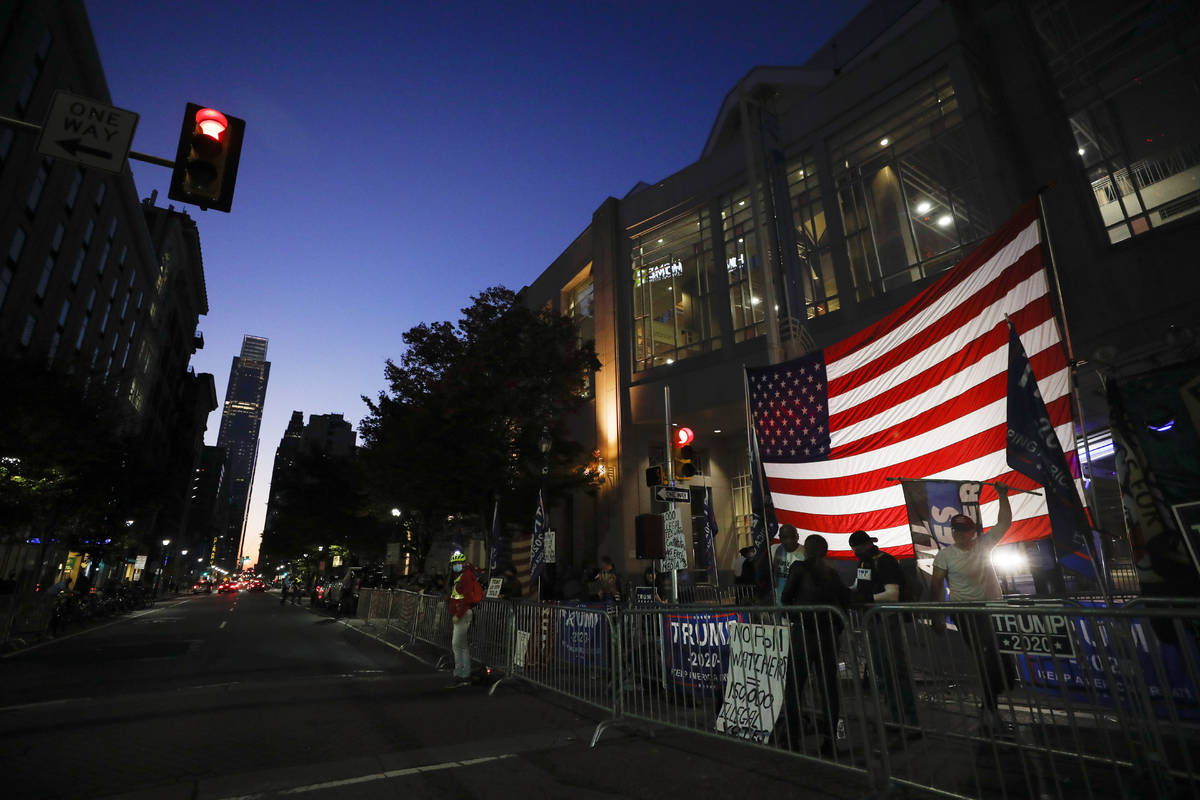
[168,103,245,212]
[645,464,664,487]
[674,426,697,479]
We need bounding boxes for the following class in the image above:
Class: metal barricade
[381,589,422,649]
[612,604,877,783]
[505,601,619,723]
[860,601,1200,799]
[468,597,515,677]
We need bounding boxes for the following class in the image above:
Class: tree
[0,358,167,584]
[359,286,599,571]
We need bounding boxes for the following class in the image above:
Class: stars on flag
[748,354,830,462]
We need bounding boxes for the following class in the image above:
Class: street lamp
[391,508,401,518]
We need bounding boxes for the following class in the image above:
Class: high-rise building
[260,412,357,570]
[214,335,270,570]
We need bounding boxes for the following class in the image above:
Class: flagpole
[743,368,777,606]
[1037,190,1103,520]
[884,477,1041,496]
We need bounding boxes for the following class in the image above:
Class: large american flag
[747,199,1077,559]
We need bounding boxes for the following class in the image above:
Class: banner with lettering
[663,611,744,696]
[556,601,609,666]
[1015,602,1200,720]
[901,478,982,598]
[714,621,792,742]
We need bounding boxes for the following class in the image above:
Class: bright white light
[879,137,889,147]
[658,239,663,244]
[665,358,674,365]
[391,508,400,517]
[990,548,1028,574]
[162,539,171,546]
[937,214,953,227]
[181,550,188,556]
[916,201,932,214]
[713,429,722,434]
[797,170,805,178]
[1077,148,1085,156]
[739,200,745,206]
[750,297,761,305]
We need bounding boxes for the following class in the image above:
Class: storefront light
[916,201,932,214]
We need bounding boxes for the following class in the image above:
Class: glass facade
[631,210,720,371]
[786,152,837,317]
[563,267,595,397]
[721,188,767,343]
[1032,2,1200,243]
[831,71,988,300]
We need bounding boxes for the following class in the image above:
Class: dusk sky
[85,0,870,565]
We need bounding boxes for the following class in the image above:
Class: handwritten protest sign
[486,578,502,598]
[714,621,791,743]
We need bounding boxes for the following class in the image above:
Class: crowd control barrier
[859,601,1200,799]
[344,588,1200,799]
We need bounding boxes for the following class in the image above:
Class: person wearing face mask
[447,550,484,688]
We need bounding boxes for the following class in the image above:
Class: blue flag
[488,499,502,572]
[702,487,719,584]
[1005,320,1098,582]
[530,490,547,585]
[748,427,778,601]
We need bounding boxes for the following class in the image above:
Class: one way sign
[654,486,692,504]
[37,91,139,174]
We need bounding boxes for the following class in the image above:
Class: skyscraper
[215,335,270,570]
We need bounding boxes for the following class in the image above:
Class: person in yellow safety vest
[447,550,484,687]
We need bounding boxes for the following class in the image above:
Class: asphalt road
[0,591,871,799]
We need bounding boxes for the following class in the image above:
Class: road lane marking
[216,754,515,799]
[219,621,227,629]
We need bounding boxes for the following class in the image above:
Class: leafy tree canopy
[359,286,599,568]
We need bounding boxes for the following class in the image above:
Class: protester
[447,550,484,688]
[849,529,920,743]
[928,485,1014,731]
[593,555,622,602]
[280,575,290,605]
[498,565,523,599]
[733,546,757,584]
[780,534,852,755]
[772,525,805,605]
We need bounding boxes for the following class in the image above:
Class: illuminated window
[722,188,765,342]
[1032,4,1200,242]
[787,152,838,318]
[631,209,720,371]
[562,266,595,397]
[831,71,988,300]
[26,161,50,213]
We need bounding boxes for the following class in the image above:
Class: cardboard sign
[486,577,503,599]
[714,622,791,743]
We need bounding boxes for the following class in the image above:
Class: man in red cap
[928,484,1013,731]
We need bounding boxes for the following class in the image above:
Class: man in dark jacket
[780,534,852,755]
[850,529,920,742]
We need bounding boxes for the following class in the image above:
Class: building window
[36,256,55,298]
[16,69,37,113]
[75,315,89,350]
[787,152,838,318]
[94,182,107,209]
[1032,5,1200,242]
[69,249,86,286]
[65,169,83,211]
[0,128,14,165]
[0,267,13,311]
[721,188,766,342]
[831,71,988,300]
[107,217,117,240]
[730,464,754,548]
[631,209,719,371]
[7,227,26,266]
[26,161,50,214]
[47,331,61,364]
[97,242,110,276]
[562,266,595,397]
[57,298,70,328]
[20,314,36,347]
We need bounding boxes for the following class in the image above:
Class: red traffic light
[194,108,228,140]
[674,427,694,447]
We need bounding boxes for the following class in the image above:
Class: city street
[0,590,867,799]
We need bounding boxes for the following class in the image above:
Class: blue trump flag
[703,487,719,584]
[748,428,778,602]
[1005,319,1099,583]
[530,490,547,586]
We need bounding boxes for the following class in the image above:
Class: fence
[343,589,1200,799]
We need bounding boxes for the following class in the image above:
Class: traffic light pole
[664,386,678,603]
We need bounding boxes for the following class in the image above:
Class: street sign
[37,91,139,174]
[991,611,1076,658]
[661,508,688,571]
[654,485,692,504]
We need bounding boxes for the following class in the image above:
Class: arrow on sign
[56,138,114,160]
[654,486,692,504]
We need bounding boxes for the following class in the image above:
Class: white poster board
[514,629,531,667]
[545,529,556,564]
[486,577,502,599]
[714,622,791,743]
[661,508,688,571]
